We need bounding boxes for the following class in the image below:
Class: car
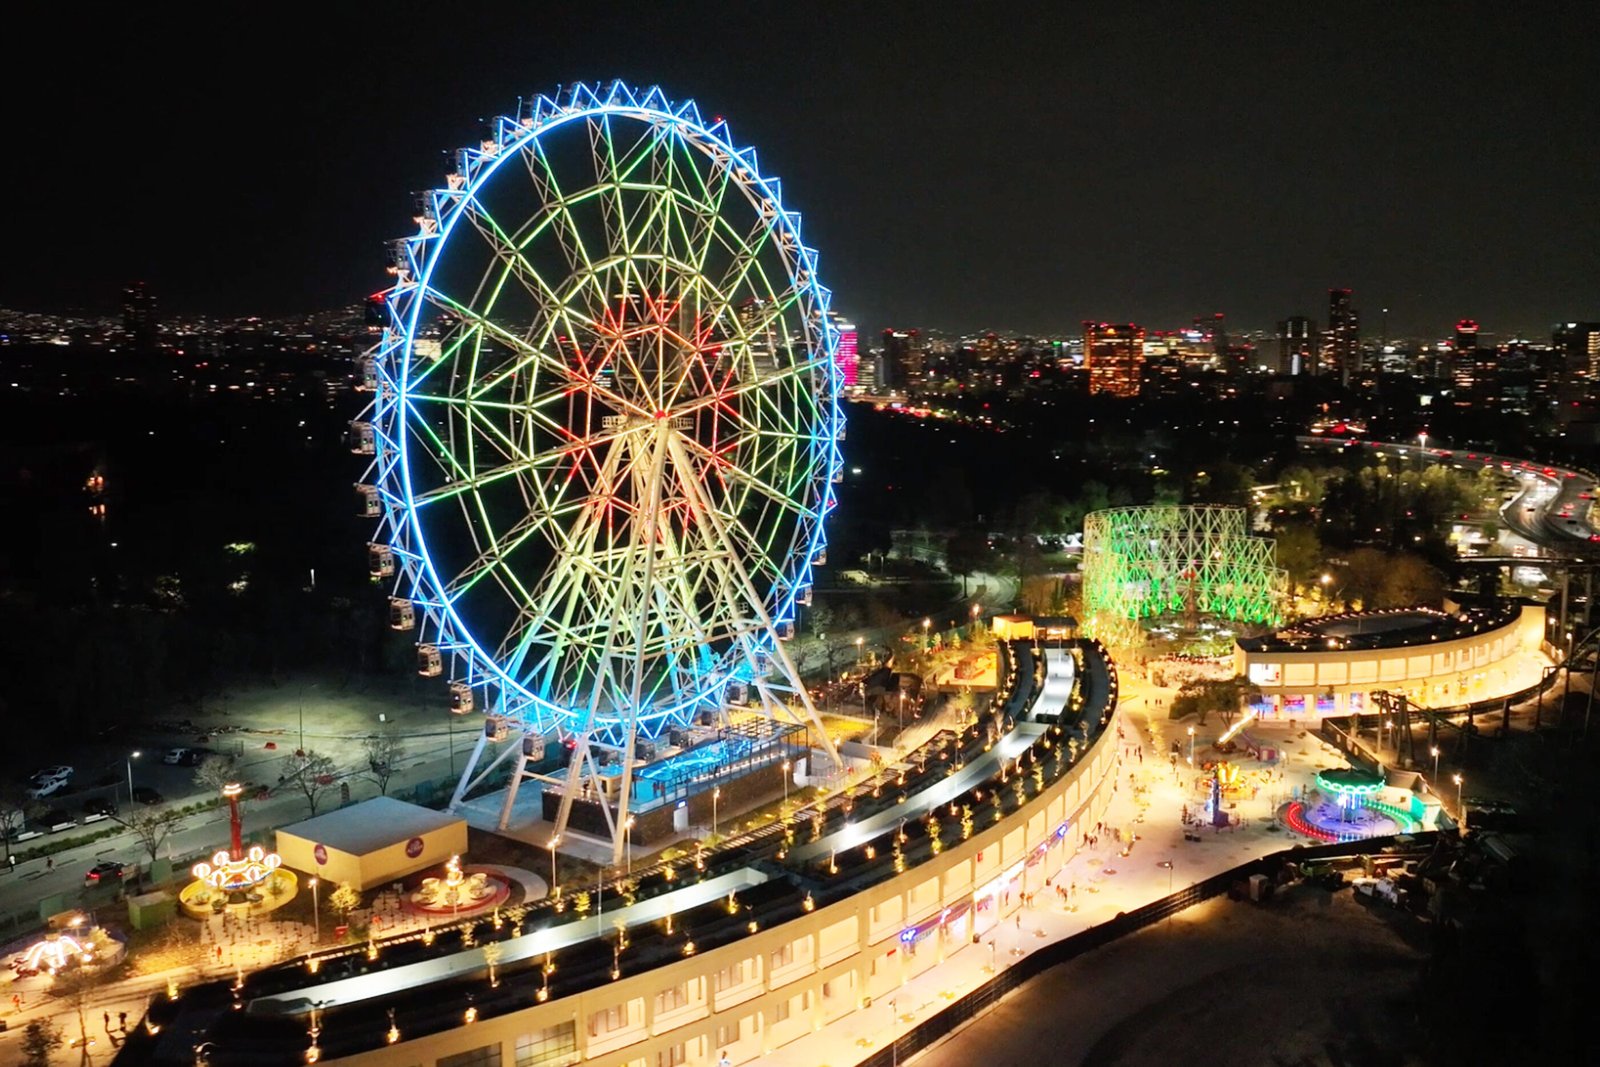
[26,778,65,800]
[85,862,125,886]
[82,797,117,817]
[131,786,163,805]
[28,765,73,788]
[162,748,191,765]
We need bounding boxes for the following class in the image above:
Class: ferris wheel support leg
[448,727,493,811]
[663,431,845,778]
[497,737,530,831]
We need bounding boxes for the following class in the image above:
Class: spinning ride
[355,83,845,864]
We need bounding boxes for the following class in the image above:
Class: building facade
[1083,322,1145,397]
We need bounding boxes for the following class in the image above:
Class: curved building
[1233,600,1547,718]
[120,642,1122,1067]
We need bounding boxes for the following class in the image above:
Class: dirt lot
[918,884,1427,1067]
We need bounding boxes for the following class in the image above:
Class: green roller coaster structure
[1082,505,1286,647]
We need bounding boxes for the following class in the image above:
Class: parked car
[162,748,191,765]
[26,778,65,800]
[30,765,73,783]
[85,861,125,886]
[131,786,163,805]
[82,797,117,817]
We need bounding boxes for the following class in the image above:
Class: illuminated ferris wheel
[353,82,843,861]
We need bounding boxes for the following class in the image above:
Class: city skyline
[5,4,1596,338]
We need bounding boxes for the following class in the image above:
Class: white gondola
[449,682,474,715]
[812,547,827,567]
[349,421,376,455]
[356,484,382,518]
[835,417,847,441]
[752,649,772,677]
[484,715,510,742]
[796,583,813,606]
[368,544,395,578]
[725,681,749,706]
[775,618,795,641]
[416,644,442,677]
[520,731,544,757]
[361,358,380,392]
[388,598,415,631]
[831,466,843,483]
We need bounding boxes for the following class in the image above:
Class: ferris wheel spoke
[517,139,596,278]
[678,433,818,525]
[456,197,592,331]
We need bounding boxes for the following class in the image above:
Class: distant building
[121,281,158,351]
[882,329,924,392]
[1276,316,1317,375]
[1324,288,1359,385]
[1451,319,1492,406]
[1553,322,1600,380]
[831,316,858,388]
[1083,322,1145,397]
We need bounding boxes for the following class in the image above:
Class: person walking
[45,857,53,872]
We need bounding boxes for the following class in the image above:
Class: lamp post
[1187,726,1195,765]
[712,786,721,841]
[970,603,980,637]
[781,760,790,809]
[1452,773,1464,821]
[921,617,931,651]
[624,817,635,875]
[308,877,320,942]
[855,636,864,666]
[549,835,561,901]
[897,690,907,737]
[1430,745,1440,780]
[126,750,141,806]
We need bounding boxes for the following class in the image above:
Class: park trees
[113,808,185,865]
[362,728,407,797]
[282,750,338,817]
[1171,676,1262,728]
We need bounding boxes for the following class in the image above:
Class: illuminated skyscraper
[1325,289,1359,385]
[882,329,924,392]
[1276,316,1316,375]
[121,281,158,351]
[1451,319,1490,406]
[1083,322,1145,397]
[833,318,859,388]
[1553,322,1600,379]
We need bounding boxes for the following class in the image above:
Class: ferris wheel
[353,82,844,861]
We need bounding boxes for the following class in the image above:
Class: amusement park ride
[354,83,847,866]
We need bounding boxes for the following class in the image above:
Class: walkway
[761,682,1352,1067]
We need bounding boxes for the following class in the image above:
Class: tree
[193,753,237,795]
[113,808,185,865]
[1171,676,1262,727]
[362,728,407,797]
[0,784,43,863]
[942,527,991,596]
[282,750,338,817]
[20,1019,63,1067]
[328,881,361,918]
[1272,523,1324,595]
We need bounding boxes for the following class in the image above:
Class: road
[1298,434,1600,554]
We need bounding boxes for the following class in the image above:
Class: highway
[1297,435,1600,555]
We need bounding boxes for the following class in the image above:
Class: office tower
[830,317,859,389]
[1451,319,1494,407]
[1193,312,1227,357]
[121,281,159,351]
[1276,316,1317,375]
[1083,322,1145,397]
[881,329,924,393]
[1325,289,1359,385]
[1553,322,1600,379]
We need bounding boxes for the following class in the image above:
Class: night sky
[6,2,1597,338]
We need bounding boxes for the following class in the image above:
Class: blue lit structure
[354,83,844,861]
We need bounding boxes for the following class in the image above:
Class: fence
[855,833,1433,1067]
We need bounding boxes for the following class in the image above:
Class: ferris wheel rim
[376,82,844,739]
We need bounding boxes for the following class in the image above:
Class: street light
[1452,773,1464,821]
[781,760,790,809]
[624,816,635,875]
[549,835,561,901]
[712,786,721,841]
[1187,726,1195,765]
[126,750,141,805]
[970,603,981,636]
[855,635,864,666]
[308,877,320,942]
[1430,745,1440,779]
[922,617,931,651]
